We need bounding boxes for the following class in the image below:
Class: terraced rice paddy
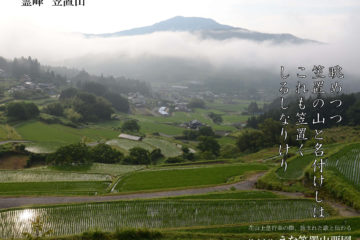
[23,163,144,177]
[115,164,268,192]
[15,121,119,153]
[107,137,182,157]
[0,199,327,239]
[0,170,112,196]
[327,143,360,188]
[0,170,111,182]
[275,155,314,180]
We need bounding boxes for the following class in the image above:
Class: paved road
[0,172,264,209]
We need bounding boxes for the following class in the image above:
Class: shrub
[187,98,205,109]
[26,153,47,168]
[182,130,199,140]
[181,146,195,161]
[197,136,220,156]
[6,102,39,120]
[91,144,123,164]
[165,156,184,163]
[220,144,240,158]
[47,143,91,167]
[208,112,223,124]
[121,119,140,132]
[124,147,150,165]
[43,102,64,116]
[39,113,61,124]
[198,126,215,137]
[236,129,265,153]
[150,148,163,164]
[64,108,82,123]
[114,228,163,240]
[82,230,110,240]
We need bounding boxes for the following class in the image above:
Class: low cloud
[0,17,359,82]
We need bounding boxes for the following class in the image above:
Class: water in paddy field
[0,200,328,239]
[25,145,54,154]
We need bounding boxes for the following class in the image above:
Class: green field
[0,181,110,196]
[206,99,265,113]
[0,199,329,239]
[222,114,249,124]
[217,136,237,145]
[16,121,117,142]
[275,155,314,180]
[15,121,119,152]
[115,164,268,192]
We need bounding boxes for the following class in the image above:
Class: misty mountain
[85,16,319,44]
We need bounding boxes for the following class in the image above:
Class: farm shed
[118,133,142,141]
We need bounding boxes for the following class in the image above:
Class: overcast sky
[0,0,359,78]
[0,0,358,41]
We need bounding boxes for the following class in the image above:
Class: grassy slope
[275,154,314,180]
[0,124,22,140]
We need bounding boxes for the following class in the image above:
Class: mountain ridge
[84,16,319,44]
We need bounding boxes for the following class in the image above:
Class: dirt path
[0,140,31,145]
[0,172,264,209]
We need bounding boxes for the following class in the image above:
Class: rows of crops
[0,199,326,239]
[0,170,111,182]
[326,144,360,188]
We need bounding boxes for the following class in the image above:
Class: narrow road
[0,172,264,209]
